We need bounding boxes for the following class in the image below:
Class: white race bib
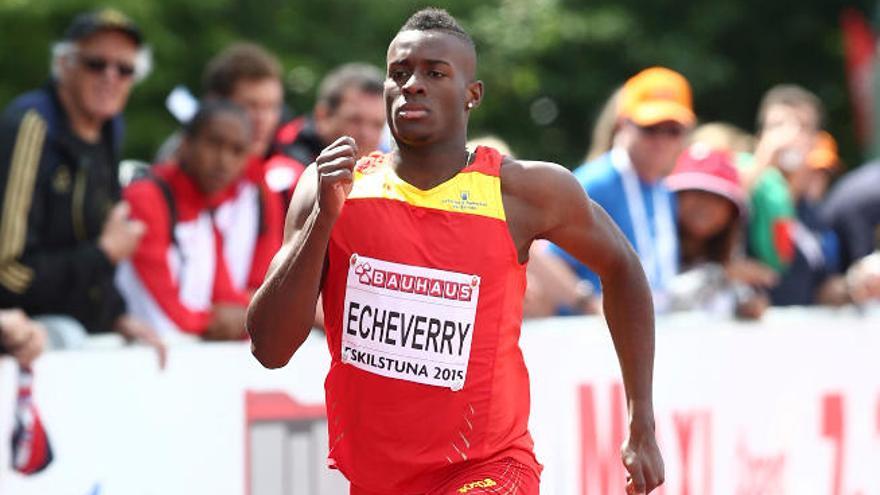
[341,254,480,391]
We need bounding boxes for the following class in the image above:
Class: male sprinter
[248,8,663,494]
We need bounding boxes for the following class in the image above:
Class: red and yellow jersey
[321,146,540,493]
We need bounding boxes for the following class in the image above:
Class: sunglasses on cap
[77,54,136,78]
[637,123,687,138]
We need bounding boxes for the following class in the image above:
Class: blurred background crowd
[1,1,880,370]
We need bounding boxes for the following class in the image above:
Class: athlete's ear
[465,80,483,111]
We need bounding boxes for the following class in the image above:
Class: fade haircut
[398,7,475,50]
[317,63,384,114]
[202,42,282,98]
[756,84,824,132]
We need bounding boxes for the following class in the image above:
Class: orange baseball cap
[807,131,839,170]
[619,67,695,127]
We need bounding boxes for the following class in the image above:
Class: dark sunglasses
[78,54,136,78]
[638,123,687,138]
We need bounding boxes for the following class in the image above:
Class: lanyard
[610,149,678,306]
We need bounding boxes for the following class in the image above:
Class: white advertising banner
[0,307,878,495]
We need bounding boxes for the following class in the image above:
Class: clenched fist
[315,136,359,220]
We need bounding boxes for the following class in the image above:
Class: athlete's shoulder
[500,156,580,199]
[500,157,592,240]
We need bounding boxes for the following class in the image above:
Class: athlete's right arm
[247,137,357,369]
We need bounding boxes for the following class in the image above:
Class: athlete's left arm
[503,159,664,494]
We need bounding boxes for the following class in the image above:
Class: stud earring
[467,102,474,109]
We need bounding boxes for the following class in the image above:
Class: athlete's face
[180,112,251,195]
[385,30,482,146]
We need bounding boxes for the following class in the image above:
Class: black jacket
[274,115,324,168]
[821,161,880,270]
[0,83,126,333]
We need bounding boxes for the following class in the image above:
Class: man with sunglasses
[0,9,165,365]
[551,67,694,313]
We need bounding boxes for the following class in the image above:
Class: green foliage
[0,0,873,168]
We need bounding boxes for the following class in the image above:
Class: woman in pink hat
[665,143,777,319]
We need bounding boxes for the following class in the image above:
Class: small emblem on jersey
[342,254,480,390]
[458,478,497,493]
[442,190,488,212]
[51,167,71,193]
[354,153,383,174]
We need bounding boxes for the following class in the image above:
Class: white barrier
[1,307,879,495]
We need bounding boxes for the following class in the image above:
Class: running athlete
[247,8,663,495]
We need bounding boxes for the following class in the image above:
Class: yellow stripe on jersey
[349,166,506,221]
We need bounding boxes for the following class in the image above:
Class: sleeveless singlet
[321,146,541,493]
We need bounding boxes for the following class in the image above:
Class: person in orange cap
[549,66,695,312]
[803,130,841,202]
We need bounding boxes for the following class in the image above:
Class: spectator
[200,43,285,296]
[819,148,880,305]
[269,62,385,200]
[741,85,862,306]
[737,85,818,275]
[551,67,695,311]
[821,158,880,271]
[665,145,775,319]
[803,131,841,203]
[203,42,285,163]
[0,309,47,368]
[0,9,164,361]
[117,101,253,339]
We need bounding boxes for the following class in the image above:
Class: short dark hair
[316,63,384,114]
[756,84,824,132]
[398,7,474,49]
[202,42,282,98]
[184,99,251,139]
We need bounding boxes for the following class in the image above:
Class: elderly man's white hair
[50,39,153,83]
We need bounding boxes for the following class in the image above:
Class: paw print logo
[355,262,373,284]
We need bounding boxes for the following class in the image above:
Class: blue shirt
[550,151,678,296]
